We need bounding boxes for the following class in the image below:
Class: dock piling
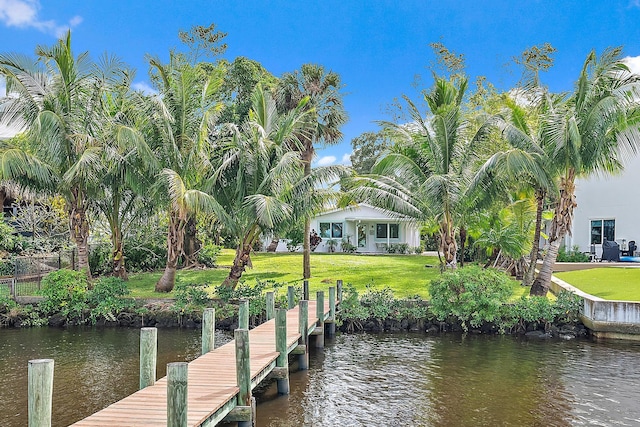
[140,327,157,389]
[266,291,275,321]
[235,328,252,427]
[201,308,215,355]
[298,300,309,370]
[238,298,249,329]
[315,291,325,348]
[328,286,336,336]
[303,280,309,301]
[28,358,54,427]
[275,308,290,394]
[337,279,343,303]
[287,285,295,309]
[167,362,188,427]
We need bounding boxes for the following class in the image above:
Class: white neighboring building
[310,203,421,253]
[567,155,640,257]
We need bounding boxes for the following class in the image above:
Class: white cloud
[316,156,337,166]
[132,81,158,95]
[623,56,640,75]
[0,0,82,37]
[341,153,352,165]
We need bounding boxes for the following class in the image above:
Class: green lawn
[126,250,530,300]
[555,267,640,301]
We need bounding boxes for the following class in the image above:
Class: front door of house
[357,224,367,251]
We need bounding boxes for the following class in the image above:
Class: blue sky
[2,0,640,164]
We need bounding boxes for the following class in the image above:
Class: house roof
[315,203,414,221]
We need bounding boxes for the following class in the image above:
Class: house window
[319,222,343,238]
[376,223,399,239]
[590,219,615,244]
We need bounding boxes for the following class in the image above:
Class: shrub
[40,269,89,318]
[198,244,221,268]
[89,243,112,276]
[173,280,211,313]
[215,279,285,321]
[87,276,135,323]
[557,245,590,262]
[360,284,396,320]
[428,266,512,330]
[336,283,368,331]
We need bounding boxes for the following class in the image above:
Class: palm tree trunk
[69,193,91,276]
[530,172,576,296]
[156,210,184,292]
[440,219,457,269]
[523,190,545,287]
[459,226,467,268]
[222,225,260,289]
[302,150,313,279]
[111,227,127,280]
[182,214,201,268]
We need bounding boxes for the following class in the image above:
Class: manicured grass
[555,267,640,301]
[126,250,530,300]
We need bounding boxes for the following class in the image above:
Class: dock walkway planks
[71,300,330,427]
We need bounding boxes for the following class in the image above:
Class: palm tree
[210,85,313,288]
[531,48,640,296]
[276,64,347,279]
[348,77,490,268]
[143,53,226,292]
[0,31,126,274]
[472,95,557,285]
[92,73,157,279]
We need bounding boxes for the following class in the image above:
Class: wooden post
[337,279,343,303]
[315,291,325,348]
[303,280,309,301]
[28,359,54,427]
[275,308,290,394]
[328,286,336,336]
[238,298,249,330]
[287,286,295,309]
[167,362,188,427]
[235,329,252,427]
[298,300,309,370]
[266,291,275,321]
[201,308,215,355]
[140,327,157,389]
[9,277,15,299]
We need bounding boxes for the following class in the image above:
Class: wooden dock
[69,295,333,427]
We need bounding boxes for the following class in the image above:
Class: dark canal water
[2,328,640,427]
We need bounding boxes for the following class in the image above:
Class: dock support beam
[328,286,336,336]
[315,291,325,348]
[287,285,296,309]
[337,279,343,303]
[167,362,188,427]
[266,291,275,321]
[298,300,309,370]
[28,359,54,427]
[140,327,157,389]
[201,308,215,355]
[238,298,249,330]
[235,328,252,427]
[275,308,290,394]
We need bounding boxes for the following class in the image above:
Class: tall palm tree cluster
[2,32,640,299]
[346,47,640,296]
[0,32,346,292]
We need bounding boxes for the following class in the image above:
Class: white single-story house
[264,203,421,253]
[266,203,420,253]
[566,154,640,258]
